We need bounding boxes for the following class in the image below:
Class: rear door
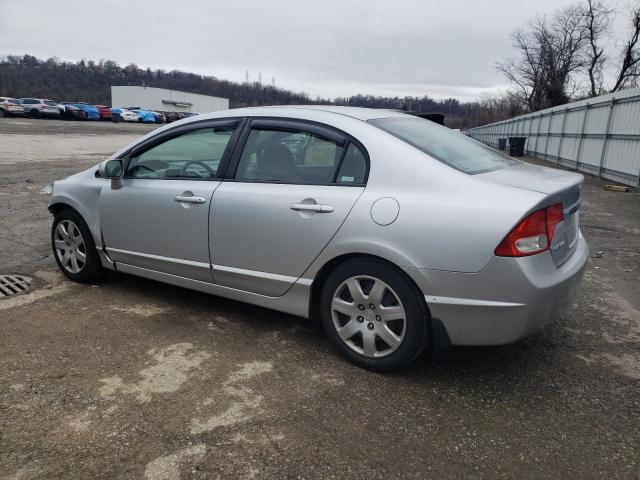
[99,120,241,281]
[210,119,369,296]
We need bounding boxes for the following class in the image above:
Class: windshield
[369,117,519,174]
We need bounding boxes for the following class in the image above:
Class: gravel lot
[0,117,639,479]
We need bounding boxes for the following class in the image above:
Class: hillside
[0,54,499,128]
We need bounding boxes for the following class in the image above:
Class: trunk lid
[478,163,583,267]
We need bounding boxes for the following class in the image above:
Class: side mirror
[99,159,124,179]
[99,159,124,189]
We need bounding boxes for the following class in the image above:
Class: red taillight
[495,204,564,257]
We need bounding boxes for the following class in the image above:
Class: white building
[111,86,229,113]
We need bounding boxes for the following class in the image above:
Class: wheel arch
[308,252,452,354]
[308,252,429,321]
[48,199,102,248]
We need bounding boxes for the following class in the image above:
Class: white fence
[468,87,640,187]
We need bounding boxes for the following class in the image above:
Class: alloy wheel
[331,275,406,358]
[54,220,87,274]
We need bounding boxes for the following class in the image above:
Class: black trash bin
[508,137,526,157]
[498,138,507,150]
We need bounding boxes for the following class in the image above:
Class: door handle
[175,195,206,204]
[290,203,334,213]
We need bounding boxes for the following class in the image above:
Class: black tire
[0,108,6,117]
[31,109,40,118]
[319,258,430,372]
[51,209,104,283]
[113,114,122,123]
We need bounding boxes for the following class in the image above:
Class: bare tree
[497,6,588,111]
[582,0,612,96]
[611,5,640,92]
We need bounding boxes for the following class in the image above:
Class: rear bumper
[3,106,23,114]
[404,233,589,346]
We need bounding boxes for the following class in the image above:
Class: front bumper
[404,233,589,346]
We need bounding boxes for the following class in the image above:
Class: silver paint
[48,105,589,346]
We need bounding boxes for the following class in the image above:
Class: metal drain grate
[0,275,32,298]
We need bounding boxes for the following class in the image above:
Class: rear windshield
[369,117,519,174]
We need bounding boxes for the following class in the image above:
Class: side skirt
[115,263,312,319]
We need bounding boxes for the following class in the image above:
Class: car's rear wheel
[51,209,104,283]
[320,258,430,372]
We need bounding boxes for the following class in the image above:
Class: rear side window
[235,128,345,184]
[337,143,367,184]
[369,117,519,174]
[44,100,58,106]
[126,126,236,179]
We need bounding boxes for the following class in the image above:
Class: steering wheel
[128,164,156,175]
[181,160,216,178]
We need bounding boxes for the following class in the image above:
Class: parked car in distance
[152,111,165,124]
[62,102,100,120]
[94,105,113,121]
[20,98,61,118]
[45,106,588,372]
[173,111,187,121]
[111,108,139,123]
[60,104,87,121]
[129,109,156,123]
[161,111,178,123]
[0,97,24,116]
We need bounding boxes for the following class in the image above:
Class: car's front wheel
[320,258,430,372]
[51,209,104,283]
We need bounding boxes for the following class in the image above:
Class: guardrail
[468,87,640,187]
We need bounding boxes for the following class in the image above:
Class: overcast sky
[0,0,634,101]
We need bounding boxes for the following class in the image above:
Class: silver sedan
[46,106,588,371]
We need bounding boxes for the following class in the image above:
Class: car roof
[194,105,410,123]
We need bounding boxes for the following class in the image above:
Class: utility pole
[245,70,249,83]
[258,72,262,84]
[272,76,275,86]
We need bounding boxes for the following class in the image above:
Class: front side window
[235,128,345,184]
[126,126,236,179]
[369,117,519,174]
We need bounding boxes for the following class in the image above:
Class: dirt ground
[0,117,639,480]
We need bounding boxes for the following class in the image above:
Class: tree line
[0,54,507,129]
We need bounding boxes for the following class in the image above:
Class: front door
[211,119,369,296]
[100,121,240,282]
